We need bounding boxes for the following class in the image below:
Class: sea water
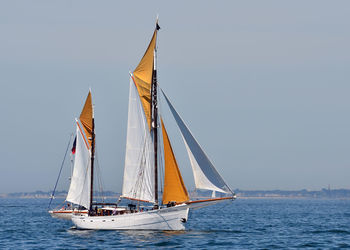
[0,198,350,249]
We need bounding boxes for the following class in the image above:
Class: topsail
[132,29,158,130]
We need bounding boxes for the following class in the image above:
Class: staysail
[161,119,189,204]
[66,122,91,209]
[122,78,155,202]
[162,90,232,194]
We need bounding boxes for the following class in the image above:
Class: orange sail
[79,91,93,148]
[161,119,189,204]
[132,28,158,130]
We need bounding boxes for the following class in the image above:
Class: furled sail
[66,122,91,209]
[162,90,232,194]
[122,78,155,203]
[161,119,189,205]
[79,91,93,147]
[132,29,158,130]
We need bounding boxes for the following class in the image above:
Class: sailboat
[71,19,235,230]
[48,91,94,219]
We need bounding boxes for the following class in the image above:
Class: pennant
[71,136,77,154]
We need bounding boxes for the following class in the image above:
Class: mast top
[89,88,95,119]
[156,16,160,31]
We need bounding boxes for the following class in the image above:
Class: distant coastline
[234,188,350,199]
[1,188,350,199]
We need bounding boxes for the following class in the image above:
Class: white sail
[122,78,155,202]
[66,122,91,209]
[162,89,231,194]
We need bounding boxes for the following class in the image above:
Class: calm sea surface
[0,198,350,249]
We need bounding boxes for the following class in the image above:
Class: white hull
[72,204,189,230]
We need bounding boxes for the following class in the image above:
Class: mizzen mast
[90,103,95,213]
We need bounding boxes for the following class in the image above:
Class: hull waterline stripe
[186,196,235,204]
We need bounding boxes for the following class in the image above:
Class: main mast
[90,104,95,213]
[151,20,160,207]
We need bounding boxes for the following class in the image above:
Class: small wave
[56,228,67,233]
[0,205,24,208]
[298,242,321,248]
[207,241,238,247]
[265,244,284,249]
[338,243,350,248]
[309,229,350,235]
[67,226,93,237]
[154,241,174,247]
[187,229,245,234]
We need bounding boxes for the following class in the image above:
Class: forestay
[162,90,231,194]
[66,123,91,208]
[122,78,155,203]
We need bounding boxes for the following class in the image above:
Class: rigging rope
[94,146,105,203]
[48,133,73,209]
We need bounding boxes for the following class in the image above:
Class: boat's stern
[48,209,73,220]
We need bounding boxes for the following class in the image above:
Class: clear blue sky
[1,0,350,193]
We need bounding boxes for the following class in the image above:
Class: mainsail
[161,119,189,204]
[66,122,91,209]
[162,90,232,194]
[122,78,155,202]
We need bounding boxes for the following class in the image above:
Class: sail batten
[162,89,232,194]
[122,78,155,203]
[161,119,189,204]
